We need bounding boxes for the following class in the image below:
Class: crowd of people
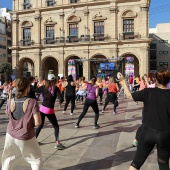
[1,68,170,170]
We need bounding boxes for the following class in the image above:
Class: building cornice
[10,38,151,51]
[12,1,110,15]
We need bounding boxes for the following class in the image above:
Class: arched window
[20,21,33,46]
[121,10,137,39]
[67,15,81,42]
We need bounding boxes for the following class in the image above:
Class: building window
[159,51,168,54]
[46,26,55,44]
[69,24,78,36]
[159,62,168,67]
[69,24,78,42]
[0,45,6,49]
[46,0,56,6]
[94,21,104,34]
[23,28,31,46]
[152,40,157,44]
[94,21,104,41]
[123,19,134,33]
[23,0,31,9]
[70,0,78,3]
[0,54,6,57]
[150,60,157,70]
[0,36,6,41]
[159,40,168,43]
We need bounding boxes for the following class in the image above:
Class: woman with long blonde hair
[102,77,119,114]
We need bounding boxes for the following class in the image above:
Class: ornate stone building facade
[11,0,151,79]
[0,8,12,65]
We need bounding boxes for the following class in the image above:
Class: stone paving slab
[0,98,161,170]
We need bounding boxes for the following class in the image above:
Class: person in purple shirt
[75,77,100,129]
[167,81,170,89]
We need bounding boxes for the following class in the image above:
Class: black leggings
[131,125,170,170]
[77,99,99,126]
[36,112,59,141]
[98,88,103,103]
[102,92,118,111]
[64,96,75,113]
[0,99,5,108]
[135,125,143,140]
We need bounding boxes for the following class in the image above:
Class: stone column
[58,50,65,76]
[12,52,19,69]
[34,10,42,46]
[34,51,42,77]
[83,6,89,35]
[140,5,149,38]
[140,47,149,76]
[59,10,65,37]
[110,5,119,39]
[12,14,19,47]
[12,52,20,77]
[83,49,90,80]
[83,61,90,80]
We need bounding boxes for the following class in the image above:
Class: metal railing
[119,32,141,40]
[42,37,56,44]
[19,39,34,46]
[46,0,56,6]
[42,34,110,45]
[70,0,79,3]
[22,3,31,9]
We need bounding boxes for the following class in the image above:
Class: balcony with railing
[41,34,111,45]
[19,39,34,46]
[22,3,31,10]
[66,36,79,43]
[46,0,56,6]
[70,0,79,3]
[119,32,141,40]
[42,37,56,44]
[92,33,107,41]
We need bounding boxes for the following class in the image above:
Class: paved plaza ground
[0,97,160,170]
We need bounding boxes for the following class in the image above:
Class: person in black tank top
[63,75,76,115]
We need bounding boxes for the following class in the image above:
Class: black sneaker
[75,123,79,128]
[55,143,66,150]
[93,125,100,129]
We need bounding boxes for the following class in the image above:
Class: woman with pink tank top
[75,77,100,129]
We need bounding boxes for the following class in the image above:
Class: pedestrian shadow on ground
[62,123,142,149]
[56,146,155,170]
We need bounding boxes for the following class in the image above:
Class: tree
[0,62,12,77]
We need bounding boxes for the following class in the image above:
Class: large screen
[100,63,114,70]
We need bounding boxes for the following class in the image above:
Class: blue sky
[1,0,170,28]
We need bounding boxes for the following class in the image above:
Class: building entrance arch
[120,54,139,77]
[18,58,34,77]
[42,57,58,79]
[65,56,83,80]
[90,55,110,78]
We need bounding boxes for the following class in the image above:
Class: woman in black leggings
[117,69,170,170]
[63,75,76,115]
[35,72,65,150]
[75,78,100,129]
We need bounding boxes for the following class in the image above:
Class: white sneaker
[102,110,104,113]
[70,113,73,115]
[63,111,65,114]
[113,111,116,115]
